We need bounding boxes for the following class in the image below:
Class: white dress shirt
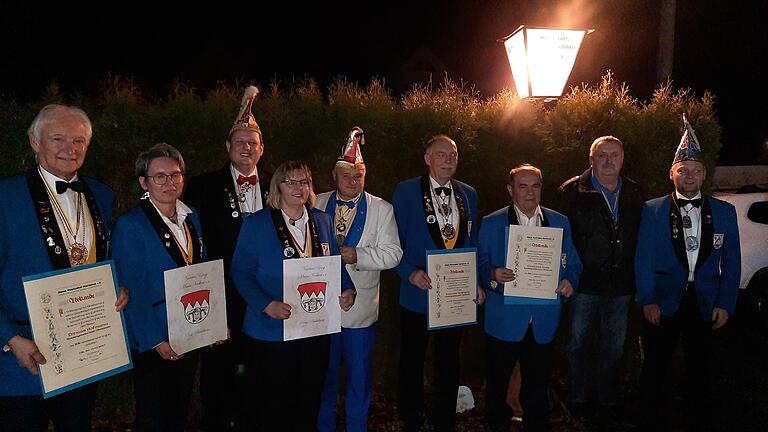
[429,176,459,235]
[282,207,309,257]
[513,203,544,227]
[676,191,702,282]
[39,166,94,254]
[230,165,264,214]
[149,198,193,252]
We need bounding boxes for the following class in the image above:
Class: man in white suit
[315,127,403,432]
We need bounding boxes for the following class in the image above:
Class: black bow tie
[336,199,356,209]
[55,179,85,194]
[678,198,702,208]
[435,187,452,197]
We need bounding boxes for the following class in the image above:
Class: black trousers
[0,383,96,432]
[639,287,713,429]
[397,307,463,432]
[485,326,553,432]
[243,334,330,432]
[132,349,199,432]
[200,332,249,431]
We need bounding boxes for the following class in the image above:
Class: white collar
[281,207,308,226]
[149,198,193,225]
[231,164,258,179]
[675,191,702,201]
[39,165,79,189]
[429,176,452,190]
[513,203,543,224]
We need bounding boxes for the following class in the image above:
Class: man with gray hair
[0,104,127,431]
[556,135,645,425]
[315,127,402,432]
[480,163,581,432]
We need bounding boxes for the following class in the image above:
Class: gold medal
[69,243,88,265]
[441,223,456,240]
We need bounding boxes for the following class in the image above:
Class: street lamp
[500,25,594,100]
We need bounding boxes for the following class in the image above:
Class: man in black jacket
[556,136,645,423]
[185,86,270,431]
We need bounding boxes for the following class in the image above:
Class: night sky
[1,1,765,164]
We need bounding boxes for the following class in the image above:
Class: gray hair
[135,143,186,177]
[508,163,543,184]
[424,134,457,152]
[28,104,93,143]
[588,135,624,157]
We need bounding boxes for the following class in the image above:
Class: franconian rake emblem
[298,282,327,313]
[180,290,210,324]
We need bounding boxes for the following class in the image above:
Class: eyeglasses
[281,178,311,187]
[147,173,184,185]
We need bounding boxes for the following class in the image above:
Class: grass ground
[87,305,768,431]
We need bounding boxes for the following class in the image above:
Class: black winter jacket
[556,168,645,296]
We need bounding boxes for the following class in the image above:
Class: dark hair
[135,143,186,177]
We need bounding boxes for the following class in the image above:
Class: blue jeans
[566,293,631,406]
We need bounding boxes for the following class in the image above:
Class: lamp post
[500,25,593,100]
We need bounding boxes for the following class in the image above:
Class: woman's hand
[155,341,183,361]
[264,301,292,319]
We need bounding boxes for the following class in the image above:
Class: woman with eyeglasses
[112,143,208,432]
[231,160,356,431]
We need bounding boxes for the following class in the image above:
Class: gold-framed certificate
[426,248,478,330]
[504,225,563,302]
[22,261,132,398]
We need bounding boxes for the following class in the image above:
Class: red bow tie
[237,175,258,186]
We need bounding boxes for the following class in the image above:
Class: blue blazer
[112,200,206,353]
[635,195,740,318]
[0,172,114,396]
[392,176,479,314]
[478,206,582,343]
[230,207,354,342]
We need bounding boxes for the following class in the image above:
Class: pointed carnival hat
[229,86,262,137]
[671,113,705,166]
[336,126,365,168]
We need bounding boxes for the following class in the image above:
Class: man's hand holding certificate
[22,261,132,398]
[426,248,479,329]
[503,225,566,302]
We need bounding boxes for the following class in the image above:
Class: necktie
[336,199,355,209]
[435,186,451,197]
[678,198,702,208]
[237,175,258,186]
[55,179,85,194]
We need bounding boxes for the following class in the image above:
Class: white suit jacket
[316,191,403,327]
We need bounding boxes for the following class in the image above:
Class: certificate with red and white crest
[164,259,228,355]
[282,256,342,341]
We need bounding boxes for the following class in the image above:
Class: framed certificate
[22,261,132,398]
[283,255,342,341]
[503,225,563,304]
[426,248,478,330]
[164,259,228,355]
